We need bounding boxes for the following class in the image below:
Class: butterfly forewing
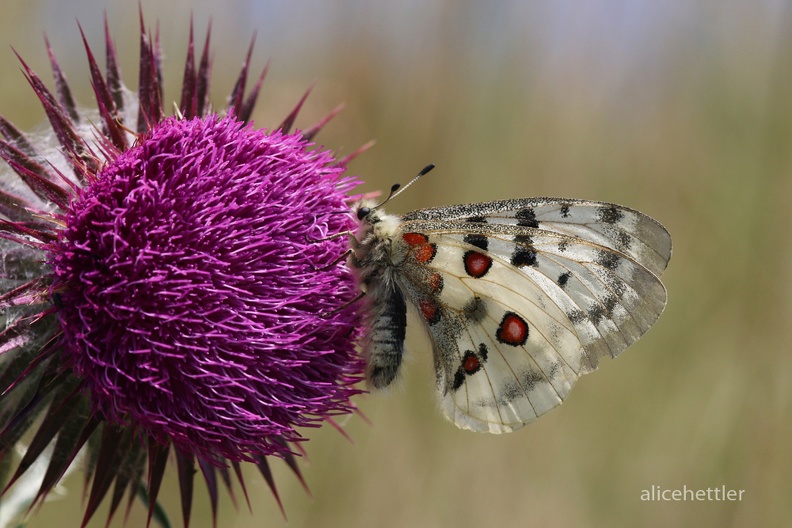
[401,198,672,277]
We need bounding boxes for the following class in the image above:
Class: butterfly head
[353,199,400,240]
[355,203,374,222]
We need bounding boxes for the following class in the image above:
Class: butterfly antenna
[369,164,435,211]
[389,163,435,202]
[372,183,402,209]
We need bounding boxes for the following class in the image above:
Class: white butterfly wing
[407,246,581,432]
[401,198,672,277]
[396,203,669,433]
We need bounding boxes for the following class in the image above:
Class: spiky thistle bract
[0,13,368,527]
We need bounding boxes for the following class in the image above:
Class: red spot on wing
[496,312,529,346]
[403,232,436,263]
[464,251,492,278]
[402,232,428,246]
[463,354,480,373]
[419,298,441,325]
[428,272,443,292]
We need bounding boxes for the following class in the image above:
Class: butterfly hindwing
[394,209,668,432]
[409,272,580,433]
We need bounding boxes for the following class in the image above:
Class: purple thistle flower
[0,14,367,527]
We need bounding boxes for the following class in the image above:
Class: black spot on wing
[604,273,626,298]
[462,296,487,323]
[588,304,605,325]
[560,203,571,218]
[598,205,624,224]
[464,233,489,251]
[597,250,620,270]
[588,296,617,325]
[496,371,548,405]
[515,208,539,228]
[512,232,538,268]
[466,216,487,223]
[616,230,632,251]
[478,343,489,362]
[558,272,571,288]
[502,381,523,402]
[452,369,465,391]
[521,370,545,391]
[515,234,533,246]
[567,309,586,324]
[512,246,538,268]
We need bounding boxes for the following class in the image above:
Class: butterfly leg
[318,290,366,318]
[311,248,354,272]
[304,230,357,243]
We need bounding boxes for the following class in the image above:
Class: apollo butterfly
[352,166,671,433]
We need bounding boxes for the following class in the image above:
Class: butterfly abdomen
[364,281,407,388]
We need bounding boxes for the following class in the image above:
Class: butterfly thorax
[352,202,406,287]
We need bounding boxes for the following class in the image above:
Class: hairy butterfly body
[353,191,671,434]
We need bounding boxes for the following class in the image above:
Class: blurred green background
[1,1,790,527]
